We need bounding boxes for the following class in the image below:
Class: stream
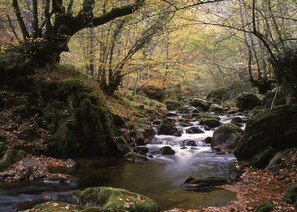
[0,112,245,211]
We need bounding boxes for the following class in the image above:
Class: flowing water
[0,113,245,211]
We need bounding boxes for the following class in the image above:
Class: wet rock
[165,101,182,111]
[212,123,243,152]
[44,174,70,184]
[74,187,160,212]
[157,118,176,135]
[181,176,227,191]
[124,152,148,163]
[160,146,175,155]
[166,112,178,117]
[204,137,212,144]
[200,118,221,128]
[133,126,155,145]
[231,117,244,127]
[236,92,262,111]
[190,98,213,111]
[152,119,162,125]
[180,139,197,147]
[185,127,204,134]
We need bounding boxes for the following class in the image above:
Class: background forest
[1,0,296,99]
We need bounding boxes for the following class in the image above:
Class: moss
[283,186,297,204]
[75,187,159,212]
[30,202,79,212]
[209,104,223,112]
[0,149,25,171]
[255,201,274,212]
[47,81,117,158]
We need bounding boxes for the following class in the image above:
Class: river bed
[0,114,243,211]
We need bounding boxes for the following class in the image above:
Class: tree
[6,0,145,66]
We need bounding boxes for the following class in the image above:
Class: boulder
[249,146,275,168]
[234,105,297,167]
[185,126,204,134]
[181,176,227,191]
[204,137,212,144]
[190,98,213,111]
[160,146,175,155]
[165,101,182,111]
[231,117,244,127]
[157,118,176,135]
[209,104,224,113]
[211,123,243,152]
[200,118,221,128]
[74,187,160,212]
[236,92,262,111]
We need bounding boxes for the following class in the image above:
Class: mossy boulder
[211,123,243,152]
[255,201,274,212]
[37,80,118,158]
[234,105,297,167]
[157,118,177,135]
[209,104,224,113]
[200,118,221,128]
[160,146,175,155]
[236,92,262,111]
[283,186,297,204]
[74,187,160,212]
[190,98,213,111]
[185,126,204,134]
